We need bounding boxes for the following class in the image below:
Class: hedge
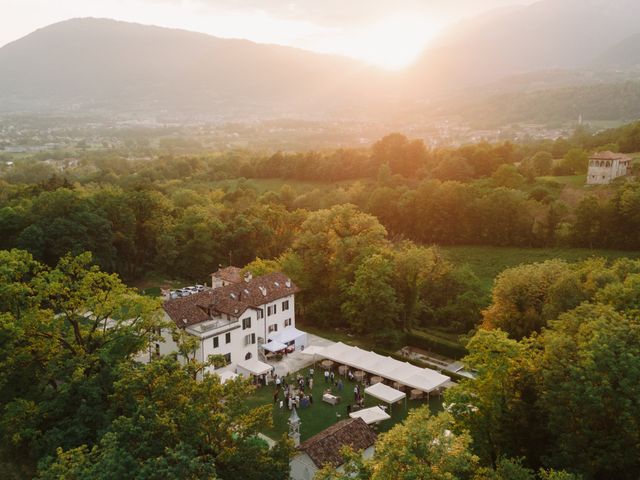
[404,330,468,360]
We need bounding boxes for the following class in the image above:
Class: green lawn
[440,245,640,292]
[244,366,443,443]
[537,174,587,187]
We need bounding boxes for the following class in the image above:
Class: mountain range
[2,0,640,123]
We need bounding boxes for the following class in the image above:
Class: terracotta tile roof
[297,417,377,468]
[211,266,242,284]
[163,272,299,328]
[589,151,632,162]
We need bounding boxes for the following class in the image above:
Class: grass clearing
[209,177,358,194]
[440,245,640,292]
[537,175,587,187]
[243,366,443,442]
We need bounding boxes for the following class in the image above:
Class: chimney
[244,271,253,283]
[285,279,291,288]
[259,286,267,296]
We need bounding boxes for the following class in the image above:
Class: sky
[0,0,533,69]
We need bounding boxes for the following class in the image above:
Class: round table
[321,359,334,370]
[354,370,365,382]
[370,376,383,385]
[338,365,349,376]
[392,382,404,391]
[410,389,423,400]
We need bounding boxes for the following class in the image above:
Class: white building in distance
[587,151,632,185]
[161,268,305,377]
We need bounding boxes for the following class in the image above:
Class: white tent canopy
[268,327,308,350]
[365,382,406,405]
[269,327,306,344]
[216,370,239,383]
[262,340,287,352]
[349,406,391,425]
[319,342,450,394]
[237,358,272,376]
[300,345,325,356]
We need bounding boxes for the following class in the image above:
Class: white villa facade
[160,268,305,377]
[587,151,632,185]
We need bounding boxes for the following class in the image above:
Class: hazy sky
[1,0,534,68]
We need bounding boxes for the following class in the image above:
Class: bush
[405,329,467,359]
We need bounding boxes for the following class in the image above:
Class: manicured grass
[244,366,443,443]
[141,286,161,297]
[440,245,640,292]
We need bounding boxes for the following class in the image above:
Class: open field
[243,366,443,443]
[209,177,358,194]
[441,245,640,291]
[537,174,587,187]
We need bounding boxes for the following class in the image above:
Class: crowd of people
[272,371,314,410]
[270,366,367,415]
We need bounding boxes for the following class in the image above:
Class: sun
[342,15,441,70]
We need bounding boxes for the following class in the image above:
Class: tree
[38,357,292,480]
[555,149,588,175]
[492,165,525,189]
[391,245,436,331]
[316,409,479,480]
[445,330,546,468]
[371,133,428,178]
[540,305,640,479]
[289,204,388,326]
[530,152,553,176]
[342,254,399,342]
[482,260,570,339]
[0,251,162,478]
[432,155,474,182]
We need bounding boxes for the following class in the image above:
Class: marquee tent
[349,406,391,425]
[364,382,406,411]
[268,327,308,350]
[237,358,273,380]
[319,342,449,394]
[216,370,239,383]
[262,340,287,353]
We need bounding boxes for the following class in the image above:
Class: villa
[159,267,307,377]
[586,151,632,185]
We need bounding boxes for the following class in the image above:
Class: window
[284,318,292,327]
[257,309,264,319]
[244,333,256,346]
[267,306,272,316]
[154,343,160,357]
[223,353,231,365]
[282,300,289,311]
[225,332,231,344]
[245,352,252,360]
[213,336,219,348]
[242,317,251,330]
[274,304,277,314]
[268,324,278,333]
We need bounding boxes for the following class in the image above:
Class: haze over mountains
[2,0,640,122]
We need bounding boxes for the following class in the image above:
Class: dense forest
[1,122,640,479]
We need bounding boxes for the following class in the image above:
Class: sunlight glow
[315,15,443,70]
[1,1,446,70]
